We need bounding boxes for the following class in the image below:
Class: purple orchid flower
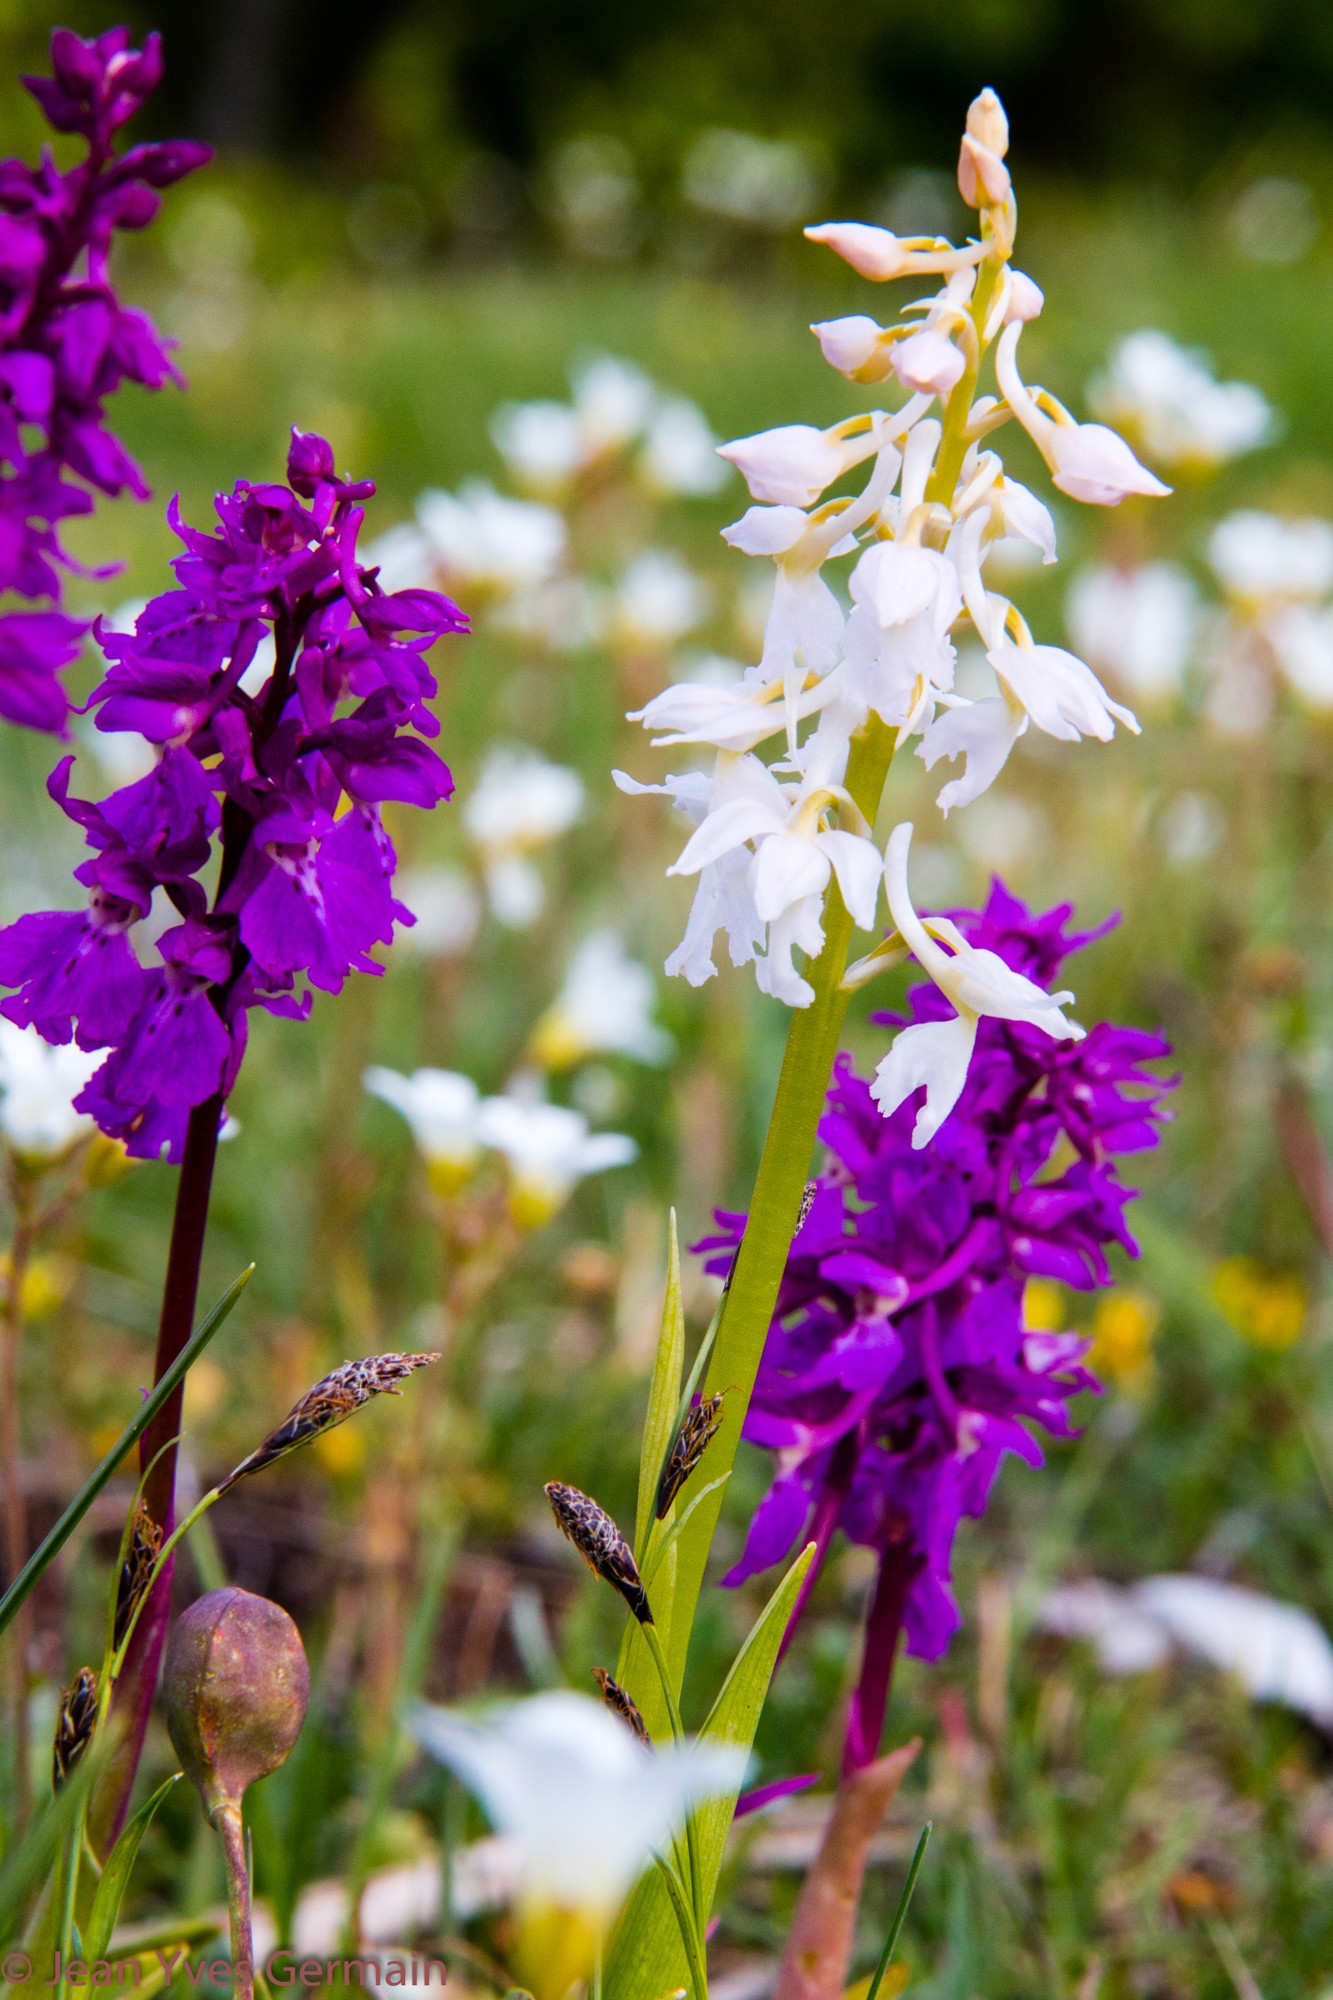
[0,428,469,1160]
[699,882,1176,1774]
[0,27,210,733]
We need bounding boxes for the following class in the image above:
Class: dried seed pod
[163,1587,309,1818]
[544,1481,652,1625]
[113,1500,163,1651]
[592,1666,652,1750]
[52,1667,98,1790]
[655,1392,727,1519]
[218,1351,439,1494]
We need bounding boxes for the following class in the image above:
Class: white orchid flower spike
[872,822,1085,1146]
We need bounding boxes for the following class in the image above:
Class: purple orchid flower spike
[0,28,210,734]
[0,427,467,1849]
[699,881,1175,1776]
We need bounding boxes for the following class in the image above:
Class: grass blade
[634,1211,685,1559]
[0,1264,254,1638]
[866,1822,931,2000]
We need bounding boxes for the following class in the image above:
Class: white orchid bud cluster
[622,88,1168,1017]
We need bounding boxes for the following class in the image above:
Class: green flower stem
[661,715,897,1700]
[641,1620,704,1934]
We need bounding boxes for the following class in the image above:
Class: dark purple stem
[842,1544,918,1779]
[90,1091,222,1852]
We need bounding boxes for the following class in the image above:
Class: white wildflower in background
[396,864,483,958]
[362,1066,485,1194]
[1090,329,1274,470]
[608,549,708,653]
[0,1021,102,1159]
[1203,511,1333,727]
[640,396,727,496]
[530,931,671,1069]
[1066,562,1200,701]
[1208,511,1333,605]
[492,352,725,502]
[413,1692,744,2000]
[415,481,567,597]
[475,1094,636,1228]
[462,746,585,928]
[1041,1575,1333,1730]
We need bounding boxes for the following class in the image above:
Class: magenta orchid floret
[0,429,469,1160]
[0,27,209,733]
[698,882,1175,1772]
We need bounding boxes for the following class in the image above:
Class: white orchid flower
[489,399,584,489]
[413,1693,744,2000]
[462,746,585,929]
[717,420,881,507]
[871,822,1084,1145]
[476,1094,635,1228]
[995,321,1170,506]
[530,930,671,1069]
[0,1021,102,1159]
[362,1065,484,1195]
[891,327,967,397]
[612,766,767,988]
[572,353,656,453]
[841,539,963,733]
[917,693,1027,814]
[666,750,881,1006]
[629,657,835,754]
[804,219,984,282]
[988,635,1139,744]
[810,313,894,380]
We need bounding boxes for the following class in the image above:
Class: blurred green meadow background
[9,0,1333,1993]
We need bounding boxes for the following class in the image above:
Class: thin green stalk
[0,1265,252,1638]
[866,1822,932,2000]
[641,1621,703,1933]
[661,716,897,1698]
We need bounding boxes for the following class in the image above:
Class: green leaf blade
[84,1773,182,1961]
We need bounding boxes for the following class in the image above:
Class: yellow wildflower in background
[1091,1290,1160,1391]
[0,1251,72,1320]
[1213,1256,1306,1350]
[1023,1277,1067,1332]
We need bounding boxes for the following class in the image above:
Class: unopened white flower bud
[958,133,1012,209]
[891,328,967,397]
[804,221,913,280]
[810,315,893,380]
[721,504,809,555]
[717,424,848,507]
[1005,272,1044,323]
[966,88,1009,159]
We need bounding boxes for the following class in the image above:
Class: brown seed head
[218,1351,439,1493]
[163,1587,310,1818]
[592,1666,652,1750]
[544,1480,652,1624]
[52,1667,98,1791]
[655,1392,727,1519]
[114,1501,163,1652]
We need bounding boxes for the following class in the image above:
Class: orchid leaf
[603,1541,814,2000]
[84,1773,182,1961]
